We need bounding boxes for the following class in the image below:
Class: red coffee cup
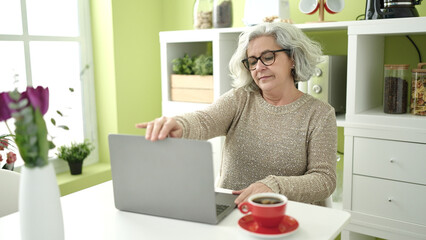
[238,193,288,228]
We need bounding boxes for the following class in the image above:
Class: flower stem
[4,121,14,139]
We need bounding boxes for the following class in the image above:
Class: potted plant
[0,134,17,171]
[56,139,94,175]
[170,53,214,103]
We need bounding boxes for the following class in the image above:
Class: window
[0,0,98,172]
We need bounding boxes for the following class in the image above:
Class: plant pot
[170,74,214,103]
[68,161,83,175]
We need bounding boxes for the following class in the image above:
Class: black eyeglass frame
[241,49,291,71]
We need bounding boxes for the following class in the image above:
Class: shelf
[348,17,426,35]
[160,21,351,42]
[347,107,426,134]
[161,17,426,43]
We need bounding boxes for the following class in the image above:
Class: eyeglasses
[241,49,291,71]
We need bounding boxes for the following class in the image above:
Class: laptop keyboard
[216,204,229,216]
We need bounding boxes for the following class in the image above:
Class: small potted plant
[0,134,17,171]
[170,53,214,103]
[56,139,94,175]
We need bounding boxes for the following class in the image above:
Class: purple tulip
[26,86,49,115]
[0,92,13,121]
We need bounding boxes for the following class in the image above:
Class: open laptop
[108,134,237,225]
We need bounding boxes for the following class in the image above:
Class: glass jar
[383,64,410,114]
[213,0,232,28]
[193,0,213,29]
[410,63,426,116]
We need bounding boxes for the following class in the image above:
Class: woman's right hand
[135,116,183,141]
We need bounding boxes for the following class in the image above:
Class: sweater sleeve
[174,89,242,140]
[257,107,337,204]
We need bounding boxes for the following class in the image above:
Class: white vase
[19,163,64,240]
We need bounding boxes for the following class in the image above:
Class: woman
[136,22,337,206]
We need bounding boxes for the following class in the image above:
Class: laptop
[108,134,237,225]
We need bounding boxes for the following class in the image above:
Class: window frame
[0,0,98,173]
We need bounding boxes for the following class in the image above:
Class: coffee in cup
[238,192,288,228]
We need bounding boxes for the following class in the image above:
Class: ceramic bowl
[325,0,345,14]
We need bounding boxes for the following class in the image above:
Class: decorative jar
[213,0,232,28]
[410,63,426,115]
[383,64,410,114]
[194,0,213,29]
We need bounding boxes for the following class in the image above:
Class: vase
[19,163,64,240]
[68,161,83,175]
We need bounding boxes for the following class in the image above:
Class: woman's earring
[292,64,295,69]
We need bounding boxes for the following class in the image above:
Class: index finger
[135,122,149,129]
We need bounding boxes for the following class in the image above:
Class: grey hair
[229,22,323,92]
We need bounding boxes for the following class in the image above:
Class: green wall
[91,0,163,166]
[90,0,426,166]
[91,0,117,165]
[110,0,162,135]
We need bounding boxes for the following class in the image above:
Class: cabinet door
[352,175,426,226]
[353,137,426,185]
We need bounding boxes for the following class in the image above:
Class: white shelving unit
[159,17,426,240]
[160,29,241,179]
[342,17,426,240]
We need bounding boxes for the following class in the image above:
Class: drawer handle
[387,197,393,202]
[389,159,395,163]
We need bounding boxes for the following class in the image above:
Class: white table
[0,181,350,240]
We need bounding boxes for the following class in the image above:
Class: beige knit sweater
[175,88,337,206]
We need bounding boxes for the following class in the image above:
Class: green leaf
[29,136,37,146]
[11,112,22,120]
[194,54,213,75]
[18,98,29,108]
[8,102,20,110]
[69,88,74,92]
[51,118,56,126]
[56,139,94,163]
[34,108,49,167]
[9,90,20,101]
[20,106,32,115]
[26,123,38,135]
[48,141,55,149]
[171,53,196,75]
[56,110,63,117]
[58,125,70,130]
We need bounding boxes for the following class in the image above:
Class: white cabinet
[352,175,426,226]
[353,138,426,185]
[159,17,426,240]
[342,17,426,240]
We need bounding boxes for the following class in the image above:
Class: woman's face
[246,35,294,93]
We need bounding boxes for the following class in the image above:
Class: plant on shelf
[193,54,213,75]
[56,139,94,175]
[170,53,214,103]
[172,53,195,75]
[172,53,213,75]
